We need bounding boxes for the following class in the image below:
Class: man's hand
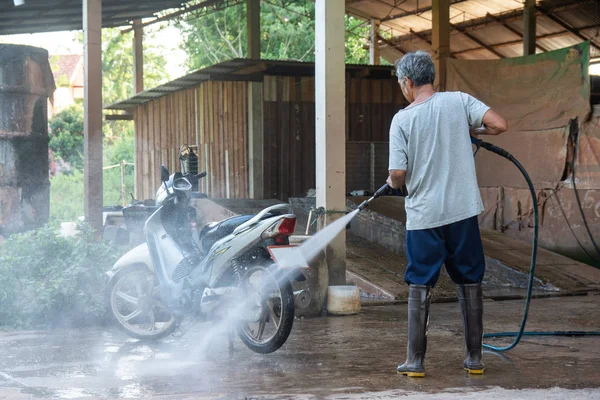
[476,109,508,135]
[387,170,406,189]
[386,175,394,188]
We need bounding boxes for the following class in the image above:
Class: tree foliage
[101,28,171,106]
[49,104,84,169]
[179,0,374,71]
[50,169,84,222]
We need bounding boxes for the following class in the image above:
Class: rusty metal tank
[0,44,55,237]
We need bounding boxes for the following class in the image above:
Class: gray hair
[394,51,436,87]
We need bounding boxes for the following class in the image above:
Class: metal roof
[104,58,396,111]
[0,0,192,35]
[347,0,600,61]
[104,0,600,111]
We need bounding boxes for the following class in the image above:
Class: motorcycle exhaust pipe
[357,183,391,211]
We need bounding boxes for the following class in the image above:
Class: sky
[0,25,188,80]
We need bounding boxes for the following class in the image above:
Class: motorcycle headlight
[173,177,192,191]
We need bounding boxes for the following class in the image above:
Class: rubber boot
[397,285,430,377]
[458,283,485,374]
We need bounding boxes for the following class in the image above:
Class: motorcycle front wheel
[108,266,176,340]
[237,266,295,354]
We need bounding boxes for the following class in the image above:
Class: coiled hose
[471,138,600,352]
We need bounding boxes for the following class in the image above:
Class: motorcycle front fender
[105,243,154,283]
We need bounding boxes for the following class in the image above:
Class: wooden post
[247,0,264,198]
[83,0,103,232]
[523,0,536,56]
[121,159,126,206]
[315,0,346,286]
[370,19,380,65]
[432,0,450,91]
[247,0,260,59]
[133,19,144,93]
[248,81,264,199]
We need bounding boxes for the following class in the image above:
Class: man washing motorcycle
[386,51,508,377]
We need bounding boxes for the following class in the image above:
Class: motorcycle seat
[199,213,279,253]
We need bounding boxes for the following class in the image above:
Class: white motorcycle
[106,166,306,354]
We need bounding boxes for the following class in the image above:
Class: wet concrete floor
[0,295,599,399]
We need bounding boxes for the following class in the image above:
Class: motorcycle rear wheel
[237,266,295,354]
[108,266,176,340]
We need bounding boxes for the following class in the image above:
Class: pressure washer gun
[357,183,391,211]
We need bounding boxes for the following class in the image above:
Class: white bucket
[327,285,361,315]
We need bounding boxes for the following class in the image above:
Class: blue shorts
[405,216,485,287]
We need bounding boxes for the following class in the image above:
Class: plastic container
[327,285,361,315]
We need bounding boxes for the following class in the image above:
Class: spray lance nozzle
[357,183,391,211]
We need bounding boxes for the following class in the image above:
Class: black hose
[473,139,600,351]
[570,119,600,260]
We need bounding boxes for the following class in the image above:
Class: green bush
[49,160,135,222]
[50,169,84,222]
[0,223,122,330]
[102,161,135,207]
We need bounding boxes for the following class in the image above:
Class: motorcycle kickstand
[171,315,200,338]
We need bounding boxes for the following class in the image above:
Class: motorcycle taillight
[277,217,296,236]
[262,217,297,240]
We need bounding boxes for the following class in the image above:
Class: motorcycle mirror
[161,165,170,182]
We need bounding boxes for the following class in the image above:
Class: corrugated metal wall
[263,75,405,200]
[134,81,248,200]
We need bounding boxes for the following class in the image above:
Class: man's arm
[471,109,508,136]
[387,169,406,189]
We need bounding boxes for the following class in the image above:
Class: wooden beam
[538,6,600,51]
[83,0,103,233]
[315,0,346,286]
[377,34,407,55]
[451,27,599,56]
[486,12,550,53]
[523,0,536,55]
[380,0,468,22]
[105,113,134,121]
[388,2,597,48]
[410,28,431,45]
[133,19,144,93]
[408,28,457,59]
[247,0,260,59]
[450,22,504,58]
[370,19,381,65]
[432,0,450,90]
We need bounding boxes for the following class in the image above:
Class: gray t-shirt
[388,91,490,230]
